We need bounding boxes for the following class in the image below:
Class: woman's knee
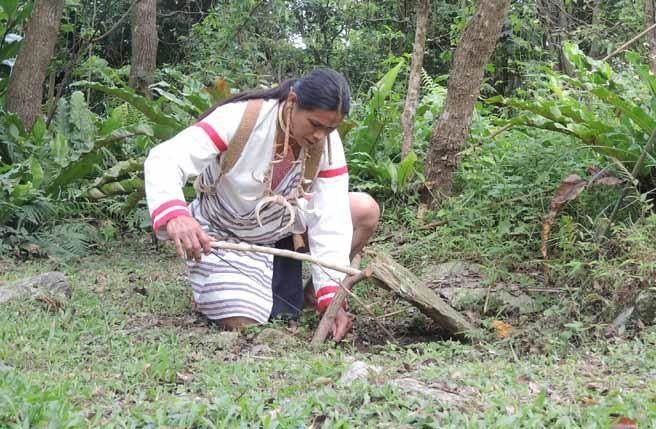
[349,192,380,230]
[216,316,259,330]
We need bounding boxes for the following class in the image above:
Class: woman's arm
[305,131,353,313]
[144,102,247,258]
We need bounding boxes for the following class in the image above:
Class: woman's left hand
[331,307,354,342]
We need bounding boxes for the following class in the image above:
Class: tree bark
[645,0,656,74]
[423,0,511,197]
[5,0,65,131]
[588,0,603,58]
[401,0,430,159]
[129,0,158,97]
[367,252,476,338]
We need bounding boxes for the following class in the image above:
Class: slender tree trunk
[537,0,573,75]
[557,1,574,75]
[588,0,603,58]
[129,0,158,97]
[423,0,511,197]
[5,0,65,131]
[645,0,656,74]
[401,0,430,159]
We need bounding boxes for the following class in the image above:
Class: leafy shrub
[491,44,656,189]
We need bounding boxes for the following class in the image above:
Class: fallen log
[0,272,71,304]
[367,252,476,339]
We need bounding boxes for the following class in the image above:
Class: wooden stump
[368,252,476,338]
[0,272,70,304]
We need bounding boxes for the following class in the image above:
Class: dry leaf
[492,320,512,338]
[541,175,587,258]
[581,397,597,405]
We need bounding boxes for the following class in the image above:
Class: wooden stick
[210,241,361,276]
[311,267,372,346]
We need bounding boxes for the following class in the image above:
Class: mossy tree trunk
[423,0,511,198]
[5,0,65,131]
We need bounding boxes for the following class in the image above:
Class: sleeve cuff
[316,285,340,314]
[151,199,191,233]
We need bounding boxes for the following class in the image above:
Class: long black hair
[199,68,350,120]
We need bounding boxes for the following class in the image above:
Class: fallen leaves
[492,320,512,338]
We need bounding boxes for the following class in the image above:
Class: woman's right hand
[165,216,213,262]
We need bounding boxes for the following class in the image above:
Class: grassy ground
[1,237,655,428]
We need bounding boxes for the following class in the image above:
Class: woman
[144,68,379,341]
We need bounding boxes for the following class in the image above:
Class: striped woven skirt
[186,170,306,323]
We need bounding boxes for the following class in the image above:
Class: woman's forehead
[306,109,343,127]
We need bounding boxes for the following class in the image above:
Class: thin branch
[91,0,138,43]
[601,22,656,62]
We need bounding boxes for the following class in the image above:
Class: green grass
[2,238,656,428]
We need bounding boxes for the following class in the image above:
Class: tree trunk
[645,0,656,74]
[588,0,603,58]
[401,0,430,159]
[129,0,158,97]
[5,0,65,131]
[557,1,574,76]
[536,0,573,75]
[423,0,511,197]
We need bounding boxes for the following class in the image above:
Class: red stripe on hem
[151,199,187,220]
[153,209,191,232]
[195,122,227,152]
[316,285,339,299]
[317,165,348,178]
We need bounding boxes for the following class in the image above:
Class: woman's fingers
[332,309,354,342]
[174,237,186,259]
[198,229,213,255]
[189,234,202,262]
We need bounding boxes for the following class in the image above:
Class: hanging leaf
[541,172,623,258]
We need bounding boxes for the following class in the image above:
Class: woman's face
[287,92,344,148]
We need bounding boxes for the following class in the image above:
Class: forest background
[2,0,656,426]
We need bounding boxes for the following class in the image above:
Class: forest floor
[1,236,655,428]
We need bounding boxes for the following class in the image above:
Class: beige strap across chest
[195,99,325,194]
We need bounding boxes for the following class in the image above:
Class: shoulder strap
[193,99,263,194]
[302,134,330,191]
[220,98,264,174]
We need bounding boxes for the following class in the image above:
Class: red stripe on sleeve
[316,285,339,298]
[195,122,228,152]
[153,209,191,232]
[317,165,348,178]
[151,199,187,220]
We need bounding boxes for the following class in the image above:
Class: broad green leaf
[29,157,43,188]
[50,133,70,167]
[31,117,46,145]
[46,124,152,195]
[397,151,417,189]
[74,81,183,139]
[0,0,18,20]
[591,87,656,133]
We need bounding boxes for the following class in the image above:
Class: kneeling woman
[144,68,379,341]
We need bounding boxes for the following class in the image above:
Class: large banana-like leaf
[74,81,183,140]
[86,177,145,200]
[46,124,153,195]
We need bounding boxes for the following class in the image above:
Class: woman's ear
[286,88,297,106]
